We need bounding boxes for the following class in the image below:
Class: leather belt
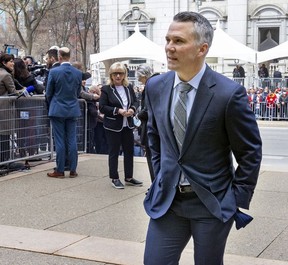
[178,185,194,193]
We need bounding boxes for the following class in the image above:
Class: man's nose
[166,42,176,52]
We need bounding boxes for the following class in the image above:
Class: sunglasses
[112,72,125,76]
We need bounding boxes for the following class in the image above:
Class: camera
[27,64,48,77]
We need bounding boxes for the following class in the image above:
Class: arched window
[120,7,155,65]
[199,7,226,28]
[249,5,288,51]
[120,6,155,38]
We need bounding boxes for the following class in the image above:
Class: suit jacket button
[178,160,182,165]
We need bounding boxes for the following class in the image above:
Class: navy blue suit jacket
[144,66,262,222]
[46,63,82,118]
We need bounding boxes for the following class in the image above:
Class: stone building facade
[97,0,288,84]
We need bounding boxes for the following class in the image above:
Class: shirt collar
[173,63,206,90]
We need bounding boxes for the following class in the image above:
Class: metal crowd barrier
[256,78,288,90]
[0,91,286,171]
[232,77,288,90]
[0,96,87,168]
[249,102,288,121]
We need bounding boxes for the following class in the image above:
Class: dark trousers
[87,125,96,153]
[105,127,134,179]
[144,191,234,265]
[94,122,108,154]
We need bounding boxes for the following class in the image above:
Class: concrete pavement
[0,147,288,264]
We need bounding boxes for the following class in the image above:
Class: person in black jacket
[43,48,60,89]
[99,62,143,189]
[13,58,44,94]
[232,64,245,85]
[258,63,270,88]
[136,64,158,182]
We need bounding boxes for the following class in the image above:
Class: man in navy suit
[46,47,82,178]
[143,12,262,265]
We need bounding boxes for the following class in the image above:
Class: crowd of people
[0,43,286,170]
[0,47,109,167]
[231,62,288,120]
[247,86,288,120]
[0,47,151,188]
[0,45,286,173]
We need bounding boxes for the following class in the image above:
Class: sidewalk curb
[1,224,288,265]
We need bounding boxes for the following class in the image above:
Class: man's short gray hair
[173,11,214,48]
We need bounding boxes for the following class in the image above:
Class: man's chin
[167,62,178,71]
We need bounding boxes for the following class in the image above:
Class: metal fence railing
[249,102,288,121]
[0,89,287,174]
[0,96,87,169]
[232,77,288,90]
[256,78,288,90]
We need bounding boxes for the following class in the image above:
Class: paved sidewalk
[0,154,287,265]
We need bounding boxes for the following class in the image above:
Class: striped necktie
[173,82,193,151]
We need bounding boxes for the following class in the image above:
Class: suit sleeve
[45,70,55,104]
[79,86,94,101]
[145,78,161,177]
[226,85,262,209]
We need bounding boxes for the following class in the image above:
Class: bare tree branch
[0,0,59,54]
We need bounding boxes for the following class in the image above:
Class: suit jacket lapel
[161,72,179,154]
[181,67,215,156]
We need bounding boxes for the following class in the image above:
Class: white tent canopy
[257,40,288,63]
[90,24,166,67]
[207,21,257,63]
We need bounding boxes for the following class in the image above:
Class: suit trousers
[50,117,78,173]
[144,191,234,265]
[105,127,134,179]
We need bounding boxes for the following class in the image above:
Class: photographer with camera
[29,64,47,81]
[24,55,48,85]
[23,56,36,67]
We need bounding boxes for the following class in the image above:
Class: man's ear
[199,43,209,56]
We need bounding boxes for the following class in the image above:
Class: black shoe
[69,171,78,178]
[125,178,143,187]
[112,179,124,189]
